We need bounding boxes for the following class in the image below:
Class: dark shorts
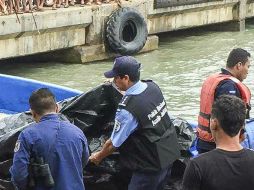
[128,166,171,190]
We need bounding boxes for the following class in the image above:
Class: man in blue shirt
[89,56,180,190]
[10,88,89,190]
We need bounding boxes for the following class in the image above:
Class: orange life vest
[197,73,251,142]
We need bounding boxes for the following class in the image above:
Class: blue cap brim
[104,70,117,78]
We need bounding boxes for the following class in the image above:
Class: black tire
[106,7,148,55]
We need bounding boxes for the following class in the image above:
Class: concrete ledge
[15,35,159,63]
[147,0,239,15]
[1,28,86,58]
[148,2,239,34]
[0,7,93,36]
[80,35,159,63]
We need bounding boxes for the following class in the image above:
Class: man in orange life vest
[197,48,251,154]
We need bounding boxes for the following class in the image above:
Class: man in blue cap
[89,56,180,190]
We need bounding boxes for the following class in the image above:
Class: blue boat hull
[0,74,82,114]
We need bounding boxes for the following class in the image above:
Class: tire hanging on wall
[106,7,148,55]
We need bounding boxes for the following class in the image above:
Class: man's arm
[9,132,31,190]
[89,139,116,165]
[89,109,138,165]
[182,160,202,190]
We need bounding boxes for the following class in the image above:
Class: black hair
[119,70,140,82]
[29,88,56,115]
[226,48,251,68]
[211,95,246,137]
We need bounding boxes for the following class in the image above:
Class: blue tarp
[242,119,254,149]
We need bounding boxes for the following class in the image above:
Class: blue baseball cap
[104,56,141,78]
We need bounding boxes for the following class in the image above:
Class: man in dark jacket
[89,56,180,190]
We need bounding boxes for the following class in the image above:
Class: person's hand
[89,152,102,165]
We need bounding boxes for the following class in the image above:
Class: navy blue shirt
[10,114,89,190]
[214,68,241,99]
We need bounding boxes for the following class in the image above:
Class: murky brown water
[1,24,254,120]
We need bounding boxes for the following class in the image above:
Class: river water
[1,24,254,120]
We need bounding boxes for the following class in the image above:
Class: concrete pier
[0,0,253,63]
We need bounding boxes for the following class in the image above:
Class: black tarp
[0,82,195,190]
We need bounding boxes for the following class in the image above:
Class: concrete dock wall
[0,0,253,63]
[0,7,92,59]
[147,0,240,33]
